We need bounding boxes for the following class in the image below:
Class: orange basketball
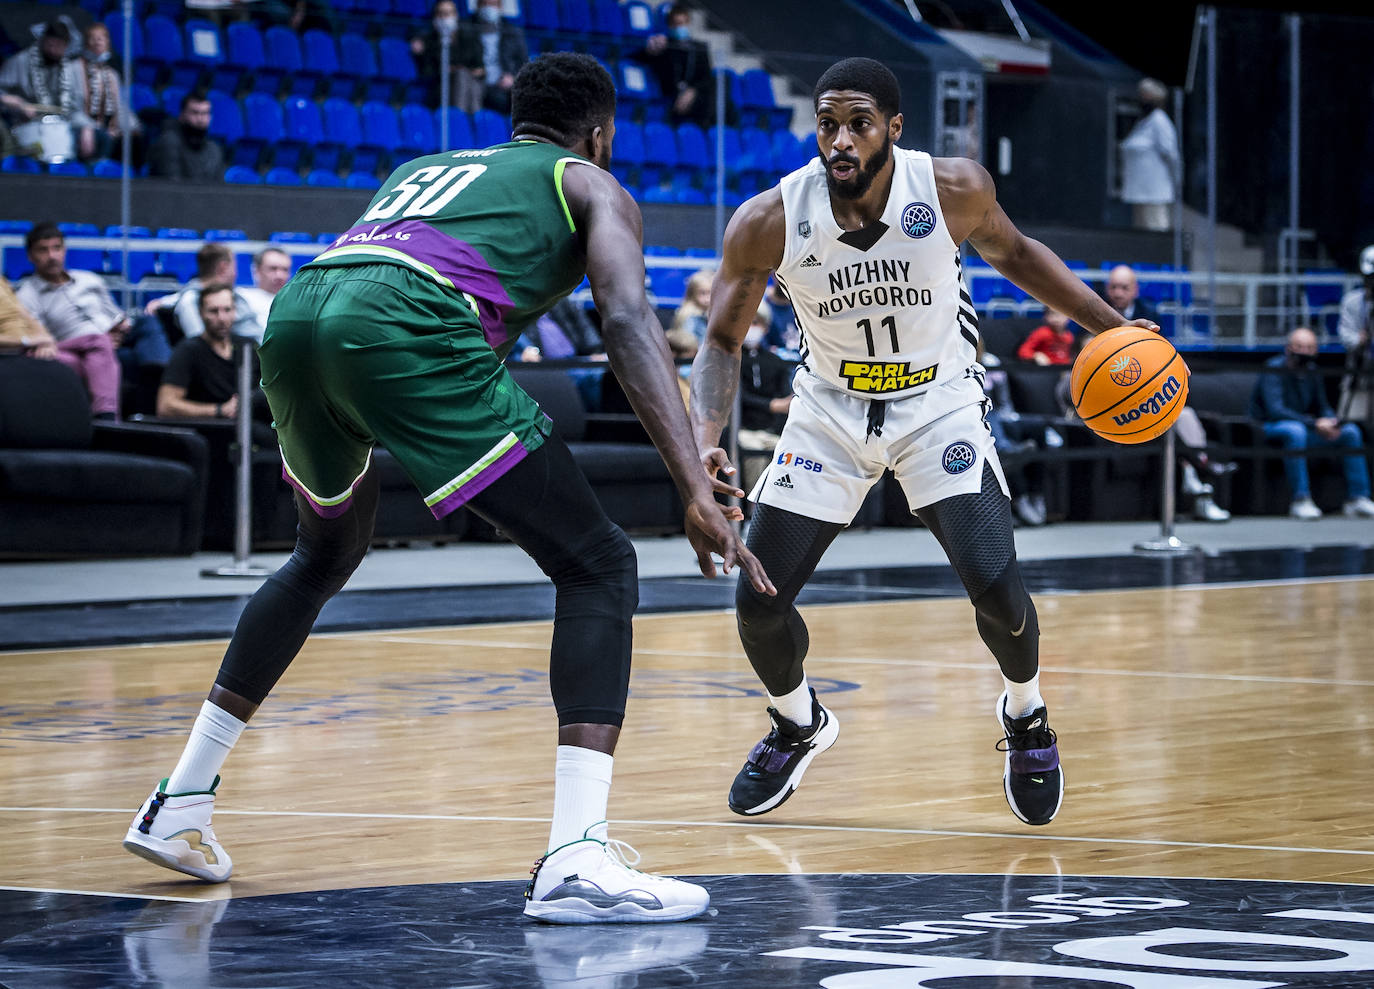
[1071,327,1188,444]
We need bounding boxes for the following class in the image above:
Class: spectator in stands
[457,0,529,116]
[635,3,716,128]
[672,268,713,343]
[737,300,794,492]
[665,328,697,409]
[1251,326,1374,520]
[1119,78,1179,232]
[1337,244,1374,430]
[1016,306,1075,366]
[156,283,260,420]
[147,243,264,342]
[764,279,797,352]
[412,0,465,109]
[79,23,123,160]
[240,247,292,329]
[0,20,99,161]
[15,222,125,417]
[0,274,56,358]
[1104,264,1158,326]
[148,91,224,182]
[981,345,1054,526]
[254,0,339,35]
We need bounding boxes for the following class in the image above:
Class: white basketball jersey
[775,148,979,400]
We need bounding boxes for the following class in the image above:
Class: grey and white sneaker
[1290,497,1323,520]
[123,777,232,882]
[524,823,709,924]
[1342,496,1374,518]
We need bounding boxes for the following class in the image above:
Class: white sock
[166,701,246,794]
[548,745,614,852]
[769,678,814,728]
[1002,674,1044,721]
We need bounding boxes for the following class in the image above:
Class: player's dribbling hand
[683,497,775,595]
[1124,318,1161,334]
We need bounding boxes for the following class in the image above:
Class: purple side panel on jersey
[281,466,356,519]
[318,220,516,347]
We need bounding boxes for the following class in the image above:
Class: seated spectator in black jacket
[1250,326,1374,520]
[737,301,794,492]
[157,284,260,420]
[635,3,715,128]
[1104,264,1159,326]
[149,92,224,182]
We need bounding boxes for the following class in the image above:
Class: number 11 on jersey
[856,315,899,357]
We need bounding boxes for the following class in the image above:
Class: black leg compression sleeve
[914,462,1039,683]
[467,435,637,728]
[215,466,380,705]
[735,504,846,696]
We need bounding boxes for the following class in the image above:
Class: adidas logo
[800,254,821,268]
[773,473,794,489]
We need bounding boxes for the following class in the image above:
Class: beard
[824,134,891,201]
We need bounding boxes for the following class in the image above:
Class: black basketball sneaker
[995,691,1064,826]
[728,689,839,816]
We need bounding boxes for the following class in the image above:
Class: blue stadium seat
[155,227,199,239]
[207,90,243,146]
[740,69,776,110]
[589,0,624,35]
[184,18,224,67]
[283,96,324,145]
[642,122,677,168]
[242,93,283,143]
[2,156,42,174]
[472,110,510,147]
[104,12,144,59]
[316,233,340,244]
[224,165,261,184]
[225,22,265,71]
[265,166,302,186]
[361,101,402,152]
[306,169,343,187]
[613,121,645,168]
[558,0,592,34]
[400,103,437,153]
[323,97,363,150]
[771,131,810,173]
[622,1,654,36]
[345,172,381,190]
[377,38,417,84]
[435,108,475,149]
[269,231,314,244]
[0,221,33,233]
[49,161,90,177]
[339,33,378,78]
[104,225,151,238]
[675,123,709,172]
[617,61,656,105]
[706,126,743,176]
[739,127,772,176]
[303,30,354,100]
[90,159,127,179]
[144,17,182,65]
[265,27,312,96]
[523,0,559,32]
[205,229,247,240]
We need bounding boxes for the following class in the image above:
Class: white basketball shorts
[747,367,1008,524]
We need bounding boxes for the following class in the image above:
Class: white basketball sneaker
[123,777,232,883]
[523,823,709,924]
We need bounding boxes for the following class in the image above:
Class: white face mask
[435,15,458,32]
[477,6,502,24]
[744,326,766,348]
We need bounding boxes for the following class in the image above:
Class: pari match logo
[1109,354,1143,386]
[942,441,977,475]
[901,201,936,238]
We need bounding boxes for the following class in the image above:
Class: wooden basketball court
[4,575,1372,903]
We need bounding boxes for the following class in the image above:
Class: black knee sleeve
[972,559,1040,683]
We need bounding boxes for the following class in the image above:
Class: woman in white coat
[1120,78,1179,231]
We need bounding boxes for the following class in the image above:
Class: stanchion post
[202,342,271,578]
[1134,429,1198,555]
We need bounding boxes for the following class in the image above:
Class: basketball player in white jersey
[691,58,1157,826]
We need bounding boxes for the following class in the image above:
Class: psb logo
[1109,355,1142,386]
[901,201,936,239]
[942,441,977,475]
[777,452,823,473]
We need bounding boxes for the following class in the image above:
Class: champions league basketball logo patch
[901,202,936,239]
[797,220,811,239]
[942,441,976,475]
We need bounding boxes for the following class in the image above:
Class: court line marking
[2,807,1372,858]
[0,884,212,903]
[354,635,1374,689]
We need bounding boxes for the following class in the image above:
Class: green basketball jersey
[305,141,591,353]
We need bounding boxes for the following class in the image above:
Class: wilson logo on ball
[1110,375,1182,426]
[1108,355,1142,386]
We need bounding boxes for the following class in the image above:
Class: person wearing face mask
[411,0,467,109]
[456,0,528,115]
[636,3,716,128]
[0,19,99,161]
[149,91,224,182]
[1250,326,1374,519]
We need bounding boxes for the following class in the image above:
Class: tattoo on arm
[692,345,742,446]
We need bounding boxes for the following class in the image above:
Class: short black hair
[198,282,235,312]
[511,53,616,141]
[25,222,62,252]
[181,89,211,113]
[813,57,900,118]
[42,20,71,42]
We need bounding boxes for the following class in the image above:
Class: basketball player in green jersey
[124,53,772,924]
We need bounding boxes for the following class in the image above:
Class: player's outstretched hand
[701,446,747,501]
[1124,317,1161,334]
[683,496,775,596]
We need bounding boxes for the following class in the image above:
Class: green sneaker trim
[157,774,221,798]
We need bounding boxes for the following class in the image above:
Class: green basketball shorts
[260,263,550,519]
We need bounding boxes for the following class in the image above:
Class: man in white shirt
[146,242,263,342]
[1119,78,1179,232]
[1337,244,1373,426]
[239,247,292,330]
[16,222,126,417]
